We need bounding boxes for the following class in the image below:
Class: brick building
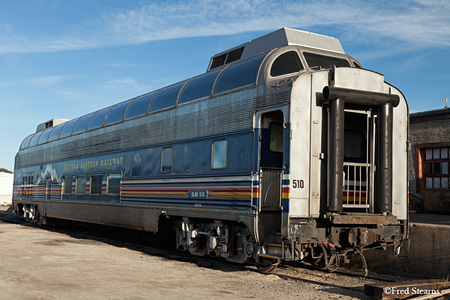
[409,107,450,212]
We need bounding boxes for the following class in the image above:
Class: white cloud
[0,0,449,54]
[26,76,66,86]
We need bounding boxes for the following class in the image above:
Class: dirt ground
[0,213,378,300]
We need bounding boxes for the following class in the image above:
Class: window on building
[76,176,87,195]
[63,176,73,195]
[212,140,227,169]
[161,147,173,173]
[107,174,121,195]
[424,147,450,189]
[90,175,103,195]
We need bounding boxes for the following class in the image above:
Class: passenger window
[270,51,303,77]
[38,128,53,145]
[48,124,65,141]
[90,175,103,195]
[45,178,52,200]
[107,174,121,195]
[125,92,156,119]
[161,147,173,173]
[212,140,227,169]
[304,52,351,69]
[179,70,220,104]
[105,99,132,125]
[88,107,110,130]
[214,54,266,94]
[63,176,73,195]
[20,134,34,150]
[28,132,43,147]
[59,118,79,138]
[73,113,94,134]
[149,81,186,112]
[76,176,86,195]
[269,123,283,152]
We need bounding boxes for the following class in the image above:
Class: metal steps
[258,232,292,261]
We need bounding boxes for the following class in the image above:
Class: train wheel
[257,259,279,273]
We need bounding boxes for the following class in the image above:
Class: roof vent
[36,118,69,133]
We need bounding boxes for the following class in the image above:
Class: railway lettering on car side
[292,179,304,189]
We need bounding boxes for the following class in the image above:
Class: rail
[343,162,370,208]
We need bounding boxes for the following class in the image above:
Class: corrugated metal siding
[16,89,290,168]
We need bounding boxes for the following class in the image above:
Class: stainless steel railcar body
[12,28,409,272]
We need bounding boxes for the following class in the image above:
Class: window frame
[214,54,267,95]
[90,175,103,195]
[76,175,87,195]
[63,176,73,195]
[417,144,450,193]
[107,174,121,195]
[269,51,304,78]
[161,147,173,173]
[211,139,228,170]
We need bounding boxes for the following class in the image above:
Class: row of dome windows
[20,50,354,150]
[20,53,270,150]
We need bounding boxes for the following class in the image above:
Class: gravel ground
[0,214,382,300]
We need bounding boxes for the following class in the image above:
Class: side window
[90,175,103,195]
[125,92,156,119]
[212,140,227,169]
[270,51,303,77]
[63,176,73,195]
[28,132,43,147]
[59,118,79,138]
[48,124,64,141]
[38,128,53,145]
[104,100,132,125]
[107,174,121,195]
[214,54,266,94]
[88,107,110,130]
[76,176,86,195]
[149,81,186,112]
[161,147,173,173]
[269,122,283,152]
[45,178,52,200]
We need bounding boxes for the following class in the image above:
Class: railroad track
[0,209,396,298]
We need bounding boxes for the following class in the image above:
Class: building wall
[409,118,450,193]
[409,111,450,212]
[0,172,13,205]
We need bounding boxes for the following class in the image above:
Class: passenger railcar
[12,28,409,273]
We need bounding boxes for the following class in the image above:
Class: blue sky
[1,0,450,171]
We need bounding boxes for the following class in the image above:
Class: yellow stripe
[258,254,281,260]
